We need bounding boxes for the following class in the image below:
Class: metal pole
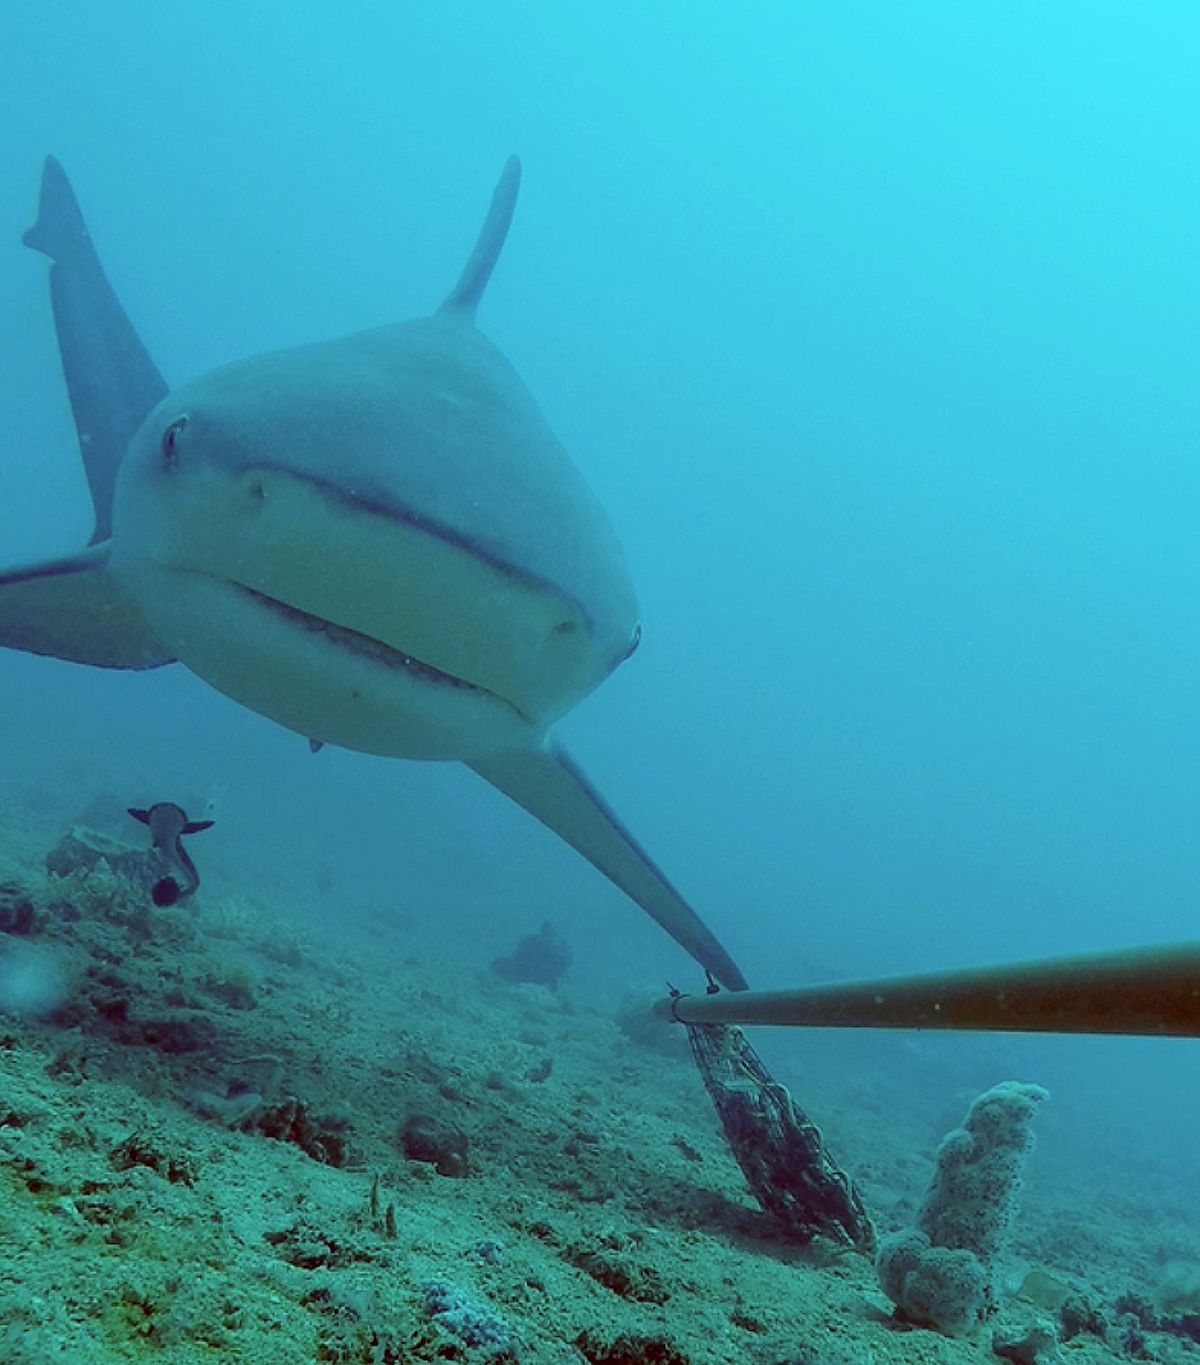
[655,940,1200,1037]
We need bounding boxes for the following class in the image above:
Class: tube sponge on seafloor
[877,1080,1048,1335]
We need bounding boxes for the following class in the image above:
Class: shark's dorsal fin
[24,156,168,544]
[439,156,521,319]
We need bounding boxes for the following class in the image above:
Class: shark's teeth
[234,583,485,695]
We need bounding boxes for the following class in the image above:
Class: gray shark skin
[1,158,748,991]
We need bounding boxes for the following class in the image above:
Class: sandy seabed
[0,803,1196,1365]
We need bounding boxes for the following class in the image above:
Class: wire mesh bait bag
[685,1017,874,1250]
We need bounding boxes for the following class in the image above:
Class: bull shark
[1,156,748,991]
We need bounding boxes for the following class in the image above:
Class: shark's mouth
[233,582,529,722]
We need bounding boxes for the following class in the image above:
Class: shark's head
[110,310,640,759]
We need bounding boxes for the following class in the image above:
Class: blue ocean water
[1,4,1198,1356]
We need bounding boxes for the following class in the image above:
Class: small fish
[1017,1267,1073,1311]
[127,802,213,906]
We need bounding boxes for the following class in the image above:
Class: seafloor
[0,801,1196,1365]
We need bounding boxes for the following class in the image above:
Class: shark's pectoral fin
[468,742,749,991]
[0,543,173,669]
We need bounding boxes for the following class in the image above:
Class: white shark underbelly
[131,565,538,760]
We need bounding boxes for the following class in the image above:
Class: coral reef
[0,810,1194,1362]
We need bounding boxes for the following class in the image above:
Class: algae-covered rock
[400,1110,470,1177]
[45,826,147,884]
[574,1329,689,1364]
[993,1317,1062,1363]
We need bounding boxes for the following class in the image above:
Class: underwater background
[1,3,1199,1362]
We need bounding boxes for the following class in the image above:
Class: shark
[1,155,748,991]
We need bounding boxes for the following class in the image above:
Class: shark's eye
[161,416,188,468]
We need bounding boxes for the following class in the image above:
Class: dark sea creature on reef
[127,802,213,906]
[0,156,746,991]
[0,881,36,936]
[492,921,571,989]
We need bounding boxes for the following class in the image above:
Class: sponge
[877,1080,1048,1334]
